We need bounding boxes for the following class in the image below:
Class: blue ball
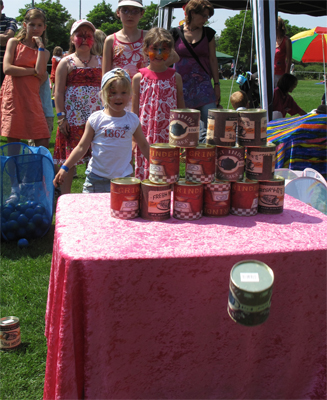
[18,238,29,248]
[18,214,29,227]
[16,203,28,213]
[32,213,43,226]
[35,204,46,215]
[9,211,20,221]
[25,208,35,219]
[17,227,27,238]
[42,217,50,229]
[1,221,8,233]
[26,222,36,235]
[2,207,12,219]
[6,231,17,241]
[7,220,19,231]
[30,201,38,209]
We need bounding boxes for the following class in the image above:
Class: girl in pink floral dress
[132,28,185,180]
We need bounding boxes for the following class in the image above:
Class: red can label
[203,181,231,217]
[230,180,259,216]
[111,178,141,219]
[169,109,200,147]
[140,180,172,221]
[149,145,179,184]
[216,146,245,181]
[185,145,215,183]
[173,180,203,220]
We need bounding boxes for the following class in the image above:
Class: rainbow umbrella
[291,27,327,63]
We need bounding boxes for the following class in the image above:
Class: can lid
[260,175,285,184]
[0,316,19,326]
[194,143,215,150]
[231,260,274,292]
[111,177,141,185]
[150,143,177,150]
[170,108,201,113]
[176,179,202,187]
[238,108,267,114]
[142,179,171,187]
[208,108,238,114]
[247,143,276,150]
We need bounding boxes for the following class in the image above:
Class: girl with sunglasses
[0,8,50,147]
[53,20,103,194]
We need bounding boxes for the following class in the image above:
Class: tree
[139,2,159,30]
[86,1,121,35]
[17,1,71,55]
[218,11,254,70]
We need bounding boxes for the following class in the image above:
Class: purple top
[171,26,216,109]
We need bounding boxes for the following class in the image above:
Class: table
[44,194,327,400]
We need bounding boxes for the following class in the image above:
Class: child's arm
[3,39,35,76]
[53,121,95,187]
[34,36,50,76]
[175,72,185,109]
[133,123,149,162]
[55,58,70,136]
[131,73,141,116]
[102,35,114,75]
[165,49,180,67]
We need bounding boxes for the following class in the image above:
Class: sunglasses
[198,13,210,20]
[25,7,46,17]
[120,7,142,15]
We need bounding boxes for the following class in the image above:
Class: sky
[3,0,327,36]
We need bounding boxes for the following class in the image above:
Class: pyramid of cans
[110,108,285,221]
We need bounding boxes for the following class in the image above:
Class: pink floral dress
[135,67,177,180]
[53,56,102,165]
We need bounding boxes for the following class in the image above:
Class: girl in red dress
[132,28,185,181]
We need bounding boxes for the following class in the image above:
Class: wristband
[214,82,220,86]
[60,165,69,172]
[38,47,45,51]
[57,112,66,117]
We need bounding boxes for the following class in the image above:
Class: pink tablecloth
[44,194,327,400]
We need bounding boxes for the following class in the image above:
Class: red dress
[135,67,177,180]
[53,56,102,165]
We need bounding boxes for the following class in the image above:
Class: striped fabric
[267,113,327,178]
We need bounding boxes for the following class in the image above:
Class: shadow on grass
[1,224,55,260]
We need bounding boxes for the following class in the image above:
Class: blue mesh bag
[1,143,55,241]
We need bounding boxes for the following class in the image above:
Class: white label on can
[174,201,192,213]
[259,184,285,208]
[186,164,204,175]
[251,198,258,208]
[212,191,229,201]
[240,273,259,282]
[120,200,139,211]
[221,121,236,142]
[247,151,276,173]
[207,118,215,139]
[239,117,255,139]
[148,190,170,213]
[150,164,165,174]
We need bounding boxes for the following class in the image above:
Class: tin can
[246,143,276,181]
[110,177,141,219]
[230,179,259,216]
[216,145,245,181]
[203,180,231,217]
[149,144,179,184]
[206,109,237,146]
[238,109,267,146]
[0,316,21,350]
[227,260,274,326]
[169,109,200,148]
[173,180,203,220]
[258,176,285,214]
[140,180,172,221]
[185,144,216,183]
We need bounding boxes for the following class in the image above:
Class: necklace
[75,53,92,66]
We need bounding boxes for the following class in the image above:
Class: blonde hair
[230,91,248,110]
[101,69,131,108]
[92,29,107,56]
[185,0,214,25]
[16,9,47,45]
[143,27,174,54]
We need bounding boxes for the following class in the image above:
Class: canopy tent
[158,0,327,120]
[216,51,234,65]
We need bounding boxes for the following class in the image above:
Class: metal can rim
[150,143,178,150]
[141,179,171,188]
[259,176,285,184]
[170,108,201,113]
[175,179,203,187]
[111,177,141,185]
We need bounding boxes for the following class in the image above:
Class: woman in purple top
[170,0,220,141]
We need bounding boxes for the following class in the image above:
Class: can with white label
[246,143,276,181]
[0,316,21,350]
[140,180,172,221]
[227,260,274,326]
[110,177,141,219]
[258,176,285,214]
[206,109,237,146]
[203,180,231,217]
[185,144,216,183]
[173,180,203,220]
[238,109,267,146]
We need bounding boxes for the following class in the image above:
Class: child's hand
[33,36,44,48]
[53,168,67,187]
[58,119,70,137]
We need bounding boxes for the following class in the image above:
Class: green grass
[0,79,325,399]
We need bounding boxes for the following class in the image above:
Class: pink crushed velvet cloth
[44,194,327,400]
